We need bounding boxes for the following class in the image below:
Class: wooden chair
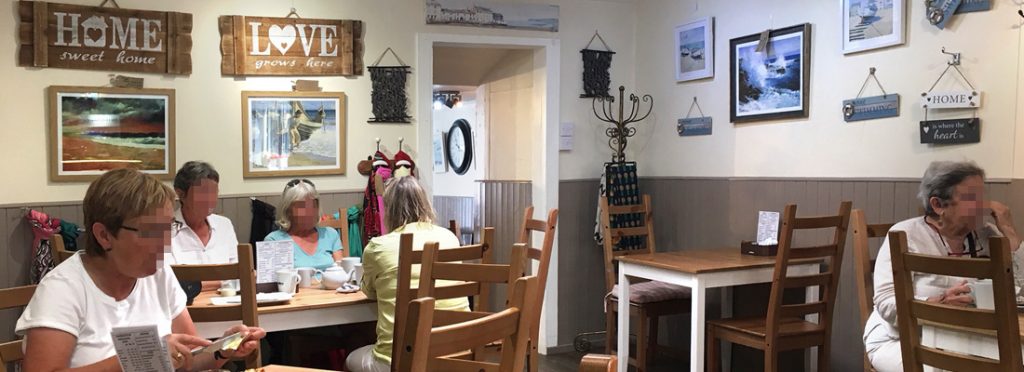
[850,209,893,372]
[318,208,350,255]
[418,241,527,326]
[395,275,539,372]
[518,206,559,372]
[391,228,496,371]
[0,285,36,372]
[707,201,852,372]
[889,231,1023,371]
[448,219,461,244]
[579,354,617,372]
[171,244,260,369]
[599,194,691,371]
[50,234,75,265]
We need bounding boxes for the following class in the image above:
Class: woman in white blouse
[864,161,1024,372]
[17,168,265,371]
[166,161,240,291]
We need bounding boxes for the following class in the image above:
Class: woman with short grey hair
[167,161,240,291]
[265,179,344,270]
[864,160,1024,372]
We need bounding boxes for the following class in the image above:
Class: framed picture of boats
[729,23,811,123]
[48,86,175,182]
[241,91,347,178]
[675,17,714,82]
[842,0,905,54]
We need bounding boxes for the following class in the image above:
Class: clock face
[449,129,466,165]
[445,119,473,175]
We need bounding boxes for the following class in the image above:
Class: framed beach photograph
[675,17,714,82]
[242,91,347,178]
[842,0,905,54]
[729,24,812,123]
[48,86,175,182]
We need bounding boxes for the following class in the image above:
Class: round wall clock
[445,119,473,175]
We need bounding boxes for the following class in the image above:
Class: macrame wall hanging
[368,48,412,123]
[580,31,614,99]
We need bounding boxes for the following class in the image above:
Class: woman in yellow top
[346,176,469,372]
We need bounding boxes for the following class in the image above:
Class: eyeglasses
[120,224,173,239]
[286,178,315,188]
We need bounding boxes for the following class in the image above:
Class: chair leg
[765,346,778,372]
[605,304,615,354]
[528,339,538,372]
[817,343,830,372]
[648,316,659,363]
[706,325,719,372]
[636,310,648,372]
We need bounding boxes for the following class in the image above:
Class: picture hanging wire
[371,47,409,67]
[584,31,613,52]
[925,47,976,93]
[856,67,889,98]
[98,0,120,8]
[684,97,706,119]
[286,7,301,18]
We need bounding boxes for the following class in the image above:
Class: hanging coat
[26,210,60,283]
[362,151,392,246]
[347,205,364,258]
[58,220,81,252]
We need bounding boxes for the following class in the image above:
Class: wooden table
[615,249,821,372]
[920,313,1024,371]
[191,288,377,338]
[260,364,336,371]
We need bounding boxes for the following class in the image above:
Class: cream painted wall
[431,97,483,197]
[485,49,536,180]
[0,0,636,204]
[635,0,1021,179]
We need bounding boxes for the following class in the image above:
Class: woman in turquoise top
[265,179,344,270]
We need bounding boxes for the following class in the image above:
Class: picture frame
[675,17,714,82]
[241,91,347,178]
[426,0,559,32]
[842,0,905,54]
[729,23,812,123]
[48,86,175,182]
[433,131,448,173]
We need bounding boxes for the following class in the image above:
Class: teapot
[320,265,353,290]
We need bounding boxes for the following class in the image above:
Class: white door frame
[415,33,561,354]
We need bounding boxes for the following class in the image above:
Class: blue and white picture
[675,17,714,82]
[730,24,810,123]
[843,0,904,54]
[242,92,347,178]
[426,0,559,32]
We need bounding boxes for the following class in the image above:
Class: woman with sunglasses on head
[265,179,345,270]
[17,168,264,371]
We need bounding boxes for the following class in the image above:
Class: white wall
[635,0,1022,179]
[431,96,483,197]
[0,0,636,205]
[485,49,537,180]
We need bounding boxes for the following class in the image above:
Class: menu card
[110,325,174,372]
[256,241,294,283]
[756,211,780,246]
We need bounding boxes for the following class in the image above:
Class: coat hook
[941,47,961,66]
[375,137,381,152]
[398,137,404,150]
[1018,9,1024,18]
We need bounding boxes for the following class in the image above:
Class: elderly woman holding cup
[863,160,1024,372]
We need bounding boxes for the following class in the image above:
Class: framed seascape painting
[842,0,905,54]
[729,24,811,123]
[675,17,714,82]
[49,86,175,182]
[242,91,347,178]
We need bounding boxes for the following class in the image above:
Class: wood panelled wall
[558,177,1024,371]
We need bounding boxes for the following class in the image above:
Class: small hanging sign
[580,31,614,99]
[677,97,712,136]
[843,67,899,122]
[920,118,980,144]
[927,0,962,29]
[921,91,981,109]
[955,0,990,13]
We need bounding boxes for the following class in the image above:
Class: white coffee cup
[296,267,322,288]
[338,257,361,273]
[352,263,364,286]
[276,269,301,294]
[969,279,995,310]
[218,287,237,297]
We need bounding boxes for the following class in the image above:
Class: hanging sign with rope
[842,67,899,122]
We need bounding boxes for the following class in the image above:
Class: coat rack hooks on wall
[375,137,381,152]
[398,137,404,150]
[941,47,961,66]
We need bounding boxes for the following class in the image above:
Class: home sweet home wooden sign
[219,15,364,76]
[18,1,192,75]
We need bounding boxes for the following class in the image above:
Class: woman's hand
[219,325,266,359]
[989,201,1022,250]
[932,280,974,307]
[166,333,210,370]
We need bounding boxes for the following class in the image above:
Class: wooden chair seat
[608,281,691,304]
[0,285,36,372]
[707,317,825,344]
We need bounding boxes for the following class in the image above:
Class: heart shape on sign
[268,25,297,55]
[923,125,930,134]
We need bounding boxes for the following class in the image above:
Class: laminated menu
[110,325,174,372]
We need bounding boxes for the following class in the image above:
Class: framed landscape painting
[729,24,811,123]
[242,91,347,178]
[675,17,714,82]
[842,0,905,54]
[49,86,175,182]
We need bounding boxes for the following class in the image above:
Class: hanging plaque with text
[17,1,192,75]
[922,91,982,109]
[219,15,364,76]
[920,118,980,144]
[843,94,900,122]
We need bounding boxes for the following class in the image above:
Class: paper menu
[110,325,174,372]
[756,211,780,245]
[256,240,294,283]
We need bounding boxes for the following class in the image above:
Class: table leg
[721,287,733,371]
[691,281,706,372]
[617,267,632,372]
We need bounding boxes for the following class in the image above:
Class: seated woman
[166,161,240,291]
[864,160,1024,372]
[346,176,469,372]
[265,179,344,270]
[17,168,265,371]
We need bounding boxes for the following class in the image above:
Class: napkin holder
[741,241,778,256]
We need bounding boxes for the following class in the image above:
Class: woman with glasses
[864,161,1024,372]
[166,161,240,291]
[265,179,345,270]
[17,168,265,371]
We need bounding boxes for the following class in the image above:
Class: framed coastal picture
[425,0,559,32]
[729,24,811,123]
[241,91,347,178]
[842,0,905,54]
[675,17,714,82]
[48,86,175,182]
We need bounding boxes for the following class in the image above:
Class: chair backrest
[171,244,260,368]
[598,195,655,293]
[448,219,460,244]
[890,231,1023,372]
[419,242,527,324]
[518,206,558,362]
[850,209,893,372]
[318,208,350,255]
[392,228,495,369]
[396,276,539,372]
[0,285,36,372]
[765,201,852,347]
[50,234,75,265]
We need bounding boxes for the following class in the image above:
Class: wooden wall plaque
[17,1,192,75]
[219,15,364,76]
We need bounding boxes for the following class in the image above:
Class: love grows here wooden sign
[219,15,364,76]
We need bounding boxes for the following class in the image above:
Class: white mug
[969,279,995,310]
[276,269,301,294]
[338,257,361,273]
[352,263,364,286]
[297,267,322,288]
